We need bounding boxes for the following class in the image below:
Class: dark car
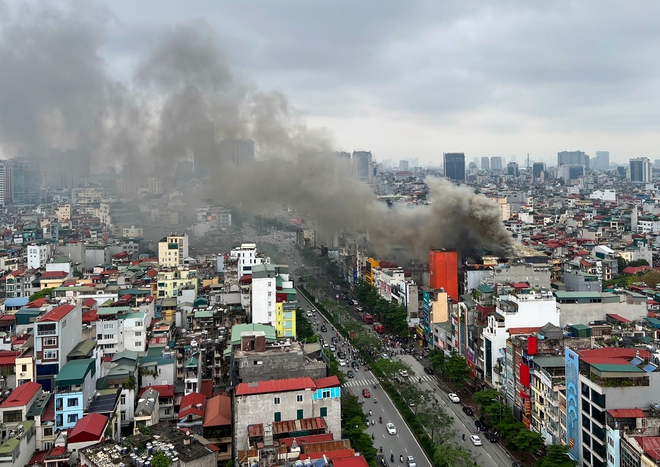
[347,370,354,378]
[483,432,498,443]
[337,351,346,359]
[351,361,360,370]
[424,366,434,375]
[321,325,327,332]
[475,420,487,431]
[462,406,474,416]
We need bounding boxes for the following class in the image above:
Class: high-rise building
[507,162,519,177]
[352,151,372,182]
[11,158,40,205]
[192,120,216,178]
[399,160,409,171]
[532,162,546,180]
[490,156,503,170]
[428,248,459,301]
[558,150,589,169]
[443,153,465,181]
[0,160,12,206]
[220,138,255,165]
[157,233,189,267]
[629,157,652,183]
[592,151,610,171]
[481,157,490,170]
[558,165,585,180]
[409,158,419,169]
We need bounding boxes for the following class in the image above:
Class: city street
[256,230,515,467]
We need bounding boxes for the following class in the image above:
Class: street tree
[513,429,545,462]
[536,444,578,467]
[433,443,478,467]
[371,358,411,379]
[400,385,430,415]
[418,402,455,443]
[429,349,446,374]
[472,389,500,414]
[445,352,471,385]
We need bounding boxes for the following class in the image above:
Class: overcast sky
[9,1,660,166]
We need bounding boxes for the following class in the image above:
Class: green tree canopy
[536,444,578,467]
[29,287,55,302]
[151,451,171,467]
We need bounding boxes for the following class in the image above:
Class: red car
[362,388,371,398]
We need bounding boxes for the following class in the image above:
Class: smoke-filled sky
[0,2,518,255]
[3,2,660,165]
[90,1,660,165]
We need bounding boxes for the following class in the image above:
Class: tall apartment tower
[490,156,503,170]
[481,157,490,170]
[443,153,465,181]
[558,150,590,169]
[629,157,652,183]
[532,162,546,180]
[352,151,373,182]
[592,151,610,171]
[11,158,41,205]
[220,139,255,165]
[0,160,12,206]
[507,162,519,177]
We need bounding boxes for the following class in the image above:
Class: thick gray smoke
[0,5,513,256]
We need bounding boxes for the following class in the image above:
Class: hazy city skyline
[2,2,660,167]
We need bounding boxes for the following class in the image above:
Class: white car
[386,423,397,435]
[406,456,416,467]
[470,435,482,446]
[448,393,461,403]
[339,359,347,367]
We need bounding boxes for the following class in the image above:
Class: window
[136,321,143,327]
[43,427,53,437]
[37,323,56,336]
[103,334,114,340]
[121,395,126,405]
[135,331,142,337]
[44,337,57,346]
[297,409,304,420]
[67,398,79,407]
[4,410,22,422]
[274,397,281,405]
[121,411,126,421]
[274,412,281,422]
[103,323,114,329]
[322,390,331,398]
[44,350,57,360]
[21,364,27,372]
[134,341,143,347]
[297,395,303,402]
[67,414,79,424]
[164,408,171,415]
[320,407,328,417]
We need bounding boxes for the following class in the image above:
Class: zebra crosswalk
[342,374,436,388]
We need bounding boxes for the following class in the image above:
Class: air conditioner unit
[19,372,25,377]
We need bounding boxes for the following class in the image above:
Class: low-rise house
[0,382,42,430]
[133,388,160,435]
[68,413,109,454]
[0,420,36,467]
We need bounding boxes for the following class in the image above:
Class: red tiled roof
[112,252,128,259]
[608,409,646,419]
[511,283,530,289]
[27,451,48,466]
[622,266,653,275]
[331,456,370,467]
[145,269,158,278]
[236,377,316,396]
[42,396,55,422]
[580,348,650,360]
[203,394,232,427]
[279,433,334,446]
[179,392,206,419]
[83,298,97,308]
[38,304,76,322]
[82,309,98,324]
[47,445,67,458]
[0,382,41,408]
[239,275,252,283]
[606,313,631,323]
[69,413,108,444]
[138,385,174,399]
[0,350,19,367]
[637,437,660,461]
[0,314,15,326]
[40,271,68,279]
[313,376,341,389]
[25,297,48,308]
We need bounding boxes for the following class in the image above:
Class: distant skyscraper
[220,139,255,165]
[532,162,546,180]
[352,151,372,182]
[629,157,652,183]
[481,157,490,170]
[0,160,11,206]
[11,158,40,205]
[507,162,519,177]
[592,151,610,171]
[409,158,419,169]
[490,156,503,170]
[399,160,409,171]
[443,153,465,181]
[558,150,589,169]
[193,120,216,178]
[509,155,517,163]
